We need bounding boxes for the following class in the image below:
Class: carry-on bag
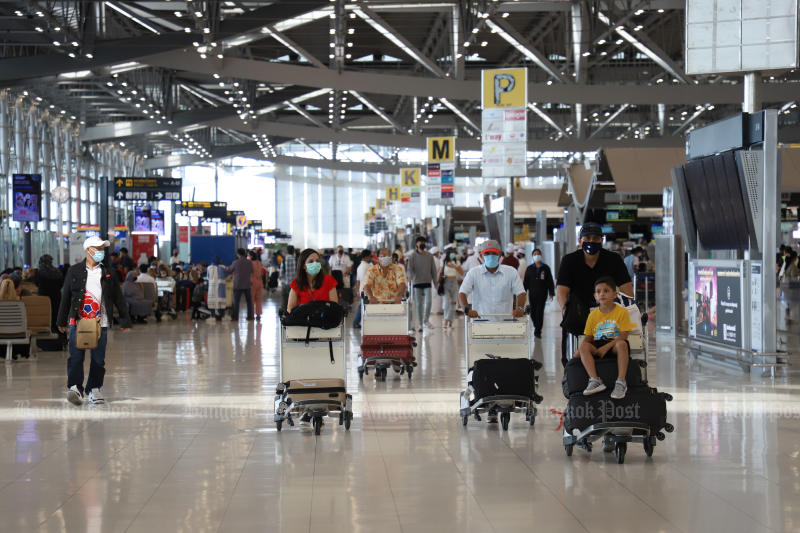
[562,356,647,399]
[469,357,537,400]
[563,386,669,434]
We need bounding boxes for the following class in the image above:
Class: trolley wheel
[358,370,364,380]
[615,442,627,464]
[344,411,352,430]
[313,416,322,436]
[276,420,282,432]
[602,437,615,453]
[462,415,469,426]
[528,414,535,427]
[500,412,510,431]
[643,437,654,457]
[406,366,413,379]
[663,393,673,402]
[664,423,674,433]
[565,444,574,457]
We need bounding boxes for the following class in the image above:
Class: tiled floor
[1,295,799,533]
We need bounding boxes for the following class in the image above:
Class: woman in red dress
[287,248,338,312]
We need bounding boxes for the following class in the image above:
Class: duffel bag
[563,386,669,435]
[562,355,647,399]
[469,357,537,401]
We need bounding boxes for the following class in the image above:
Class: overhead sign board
[180,201,227,219]
[481,67,528,178]
[686,0,798,74]
[427,138,455,205]
[481,67,527,109]
[114,177,182,202]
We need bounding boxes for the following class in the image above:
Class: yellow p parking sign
[481,68,527,109]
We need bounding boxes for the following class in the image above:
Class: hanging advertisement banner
[481,67,527,178]
[427,137,455,205]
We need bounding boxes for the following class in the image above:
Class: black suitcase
[563,386,669,435]
[37,337,66,351]
[562,356,646,399]
[469,357,537,400]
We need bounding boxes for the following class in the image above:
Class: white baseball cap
[84,236,111,250]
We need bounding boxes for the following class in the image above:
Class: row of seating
[0,296,59,361]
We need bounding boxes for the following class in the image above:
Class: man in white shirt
[136,264,157,287]
[462,247,482,273]
[352,249,372,329]
[516,248,528,279]
[329,245,353,286]
[458,240,526,319]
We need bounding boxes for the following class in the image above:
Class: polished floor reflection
[1,295,799,533]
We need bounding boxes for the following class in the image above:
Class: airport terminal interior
[1,1,800,532]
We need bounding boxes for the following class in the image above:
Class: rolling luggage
[562,356,647,399]
[469,357,539,401]
[360,334,415,351]
[563,386,670,435]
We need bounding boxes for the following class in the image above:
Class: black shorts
[591,339,613,350]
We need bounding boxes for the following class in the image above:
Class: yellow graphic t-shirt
[583,303,634,341]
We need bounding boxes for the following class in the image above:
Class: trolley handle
[471,313,519,322]
[617,292,635,307]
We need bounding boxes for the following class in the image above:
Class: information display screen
[134,206,151,232]
[692,264,742,348]
[151,210,165,236]
[12,174,42,222]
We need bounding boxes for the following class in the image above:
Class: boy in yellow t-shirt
[575,276,634,399]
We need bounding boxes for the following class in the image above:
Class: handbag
[436,267,446,296]
[75,317,101,350]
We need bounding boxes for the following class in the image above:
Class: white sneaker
[424,321,434,328]
[583,378,607,396]
[67,385,83,406]
[610,380,627,400]
[88,388,105,405]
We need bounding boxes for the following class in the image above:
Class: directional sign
[180,201,227,219]
[236,215,247,228]
[113,177,182,202]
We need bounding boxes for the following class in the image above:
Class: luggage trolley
[274,321,353,435]
[562,294,674,463]
[357,299,417,381]
[459,314,543,430]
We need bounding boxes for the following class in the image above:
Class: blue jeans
[413,286,432,326]
[353,302,362,327]
[67,325,108,393]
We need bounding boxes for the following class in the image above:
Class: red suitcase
[360,334,416,350]
[359,334,417,381]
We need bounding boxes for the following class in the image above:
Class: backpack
[280,301,345,364]
[281,300,345,329]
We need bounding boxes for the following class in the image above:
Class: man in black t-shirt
[556,222,632,366]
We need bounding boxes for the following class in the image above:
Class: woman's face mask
[305,261,322,276]
[483,254,500,269]
[449,253,456,259]
[533,254,543,263]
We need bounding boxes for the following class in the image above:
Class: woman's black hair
[295,248,324,292]
[248,250,258,261]
[533,248,542,255]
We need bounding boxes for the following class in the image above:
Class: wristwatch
[464,305,471,315]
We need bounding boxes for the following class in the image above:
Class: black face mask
[418,244,426,251]
[338,250,343,255]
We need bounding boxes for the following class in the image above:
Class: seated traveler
[575,276,633,399]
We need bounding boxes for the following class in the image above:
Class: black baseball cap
[579,222,603,238]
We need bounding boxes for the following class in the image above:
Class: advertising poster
[693,265,742,347]
[150,209,165,236]
[12,174,42,222]
[134,206,151,232]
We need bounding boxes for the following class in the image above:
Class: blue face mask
[305,261,322,276]
[582,241,602,255]
[483,254,500,269]
[92,250,105,262]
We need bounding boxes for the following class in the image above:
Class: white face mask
[533,255,543,263]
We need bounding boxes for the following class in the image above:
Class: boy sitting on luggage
[575,276,633,399]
